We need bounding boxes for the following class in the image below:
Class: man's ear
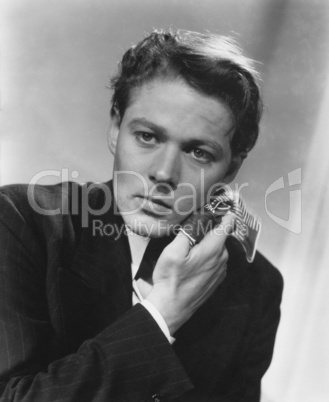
[223,152,246,183]
[107,108,121,156]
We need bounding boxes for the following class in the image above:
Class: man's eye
[135,132,156,144]
[191,148,213,163]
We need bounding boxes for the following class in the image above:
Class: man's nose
[148,145,180,190]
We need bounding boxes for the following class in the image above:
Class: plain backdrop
[1,1,329,401]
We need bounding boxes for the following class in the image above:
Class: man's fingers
[194,212,235,255]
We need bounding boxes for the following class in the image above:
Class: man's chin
[123,214,181,238]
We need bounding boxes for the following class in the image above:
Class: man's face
[109,78,242,237]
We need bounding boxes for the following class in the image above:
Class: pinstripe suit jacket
[0,181,283,401]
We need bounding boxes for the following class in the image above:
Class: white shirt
[127,231,175,344]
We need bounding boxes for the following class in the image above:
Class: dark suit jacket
[0,181,283,401]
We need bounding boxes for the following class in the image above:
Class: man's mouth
[136,196,173,214]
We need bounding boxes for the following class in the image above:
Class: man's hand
[145,214,234,335]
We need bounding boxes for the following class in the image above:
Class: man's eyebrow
[128,118,167,135]
[185,139,224,155]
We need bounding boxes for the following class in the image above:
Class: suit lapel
[58,183,133,351]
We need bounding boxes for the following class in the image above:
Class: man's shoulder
[0,181,113,217]
[0,181,67,207]
[0,181,116,263]
[0,182,72,224]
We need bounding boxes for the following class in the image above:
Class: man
[0,29,283,401]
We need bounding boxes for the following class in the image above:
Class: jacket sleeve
[241,273,283,402]
[221,262,283,402]
[0,191,193,401]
